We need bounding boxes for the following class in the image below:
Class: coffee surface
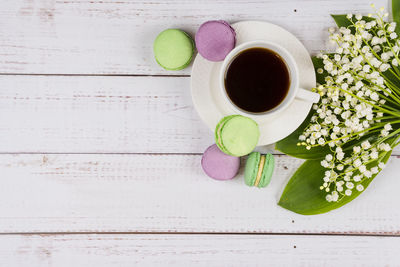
[225,47,290,113]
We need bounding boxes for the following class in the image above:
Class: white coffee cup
[219,40,320,118]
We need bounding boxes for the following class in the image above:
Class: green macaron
[244,152,275,188]
[153,29,194,70]
[215,115,260,157]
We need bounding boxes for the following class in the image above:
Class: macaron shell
[154,29,194,70]
[258,153,275,188]
[215,115,238,155]
[201,144,240,180]
[219,116,259,157]
[244,152,260,186]
[195,20,236,61]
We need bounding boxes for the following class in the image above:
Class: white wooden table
[1,0,400,266]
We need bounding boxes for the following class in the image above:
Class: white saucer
[191,21,316,146]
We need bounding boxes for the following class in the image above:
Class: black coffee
[224,47,290,113]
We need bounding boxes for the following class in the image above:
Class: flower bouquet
[276,2,400,215]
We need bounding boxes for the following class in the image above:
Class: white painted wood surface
[1,75,400,154]
[0,0,388,75]
[1,0,399,265]
[0,75,212,153]
[1,234,399,267]
[0,154,399,234]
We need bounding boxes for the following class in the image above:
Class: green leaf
[278,149,393,215]
[341,132,378,151]
[275,110,331,159]
[393,0,400,35]
[378,65,400,91]
[312,56,328,85]
[331,15,375,33]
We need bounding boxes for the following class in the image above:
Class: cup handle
[296,88,320,103]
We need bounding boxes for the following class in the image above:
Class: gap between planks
[0,152,399,160]
[0,73,190,77]
[0,232,399,238]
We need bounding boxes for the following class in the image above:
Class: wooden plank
[1,234,399,266]
[0,153,399,234]
[0,0,388,75]
[0,75,212,153]
[2,75,399,155]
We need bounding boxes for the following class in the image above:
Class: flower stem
[330,85,400,117]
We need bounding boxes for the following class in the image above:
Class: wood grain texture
[2,0,400,262]
[0,75,211,153]
[2,75,400,155]
[0,153,399,234]
[0,0,388,75]
[1,234,399,267]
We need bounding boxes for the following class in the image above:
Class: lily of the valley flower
[298,6,400,202]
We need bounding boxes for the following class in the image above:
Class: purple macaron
[195,20,236,62]
[201,144,240,180]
